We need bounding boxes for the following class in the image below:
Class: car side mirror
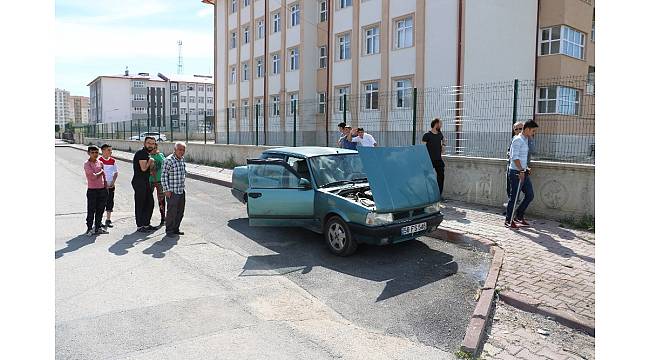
[299,178,312,189]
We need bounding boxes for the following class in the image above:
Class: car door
[246,159,315,227]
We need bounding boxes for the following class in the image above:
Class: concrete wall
[83,137,594,220]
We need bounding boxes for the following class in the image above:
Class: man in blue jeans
[505,119,539,229]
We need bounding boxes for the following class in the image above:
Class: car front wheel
[324,216,357,256]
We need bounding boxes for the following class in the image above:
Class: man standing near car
[505,119,539,229]
[132,137,156,232]
[339,125,357,150]
[162,142,187,237]
[422,118,446,196]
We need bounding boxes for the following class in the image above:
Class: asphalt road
[55,146,490,360]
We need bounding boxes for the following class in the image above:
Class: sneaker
[514,217,531,227]
[137,226,149,233]
[105,220,113,228]
[85,228,94,236]
[166,232,179,237]
[504,221,521,229]
[144,225,157,231]
[173,230,185,235]
[159,219,165,227]
[94,227,109,235]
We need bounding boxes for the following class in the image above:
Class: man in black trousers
[132,137,156,232]
[422,118,446,197]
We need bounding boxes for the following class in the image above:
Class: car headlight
[424,202,441,214]
[366,212,393,225]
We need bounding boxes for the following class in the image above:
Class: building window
[272,53,280,74]
[189,108,196,114]
[256,57,264,78]
[243,26,250,44]
[540,25,585,60]
[231,0,237,13]
[318,92,326,114]
[180,83,186,91]
[586,66,595,95]
[591,10,595,42]
[244,0,249,6]
[172,95,178,102]
[337,33,351,60]
[198,84,204,92]
[230,102,237,119]
[394,79,412,109]
[288,48,300,71]
[207,85,213,92]
[242,62,249,81]
[365,26,380,55]
[242,100,249,120]
[207,97,213,104]
[198,97,204,103]
[188,83,195,91]
[171,108,178,115]
[272,12,280,33]
[336,86,350,112]
[395,16,414,49]
[189,96,195,103]
[231,31,237,49]
[289,3,300,27]
[134,93,146,101]
[133,81,145,88]
[257,19,265,39]
[288,93,298,115]
[320,1,328,22]
[339,0,351,9]
[271,95,280,116]
[180,108,187,115]
[198,108,205,115]
[171,83,178,90]
[363,82,379,110]
[180,95,187,103]
[537,86,580,115]
[319,46,328,68]
[207,109,214,116]
[230,66,237,83]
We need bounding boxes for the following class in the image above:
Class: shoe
[105,220,113,228]
[159,219,165,227]
[144,225,157,231]
[85,228,94,236]
[166,232,178,237]
[173,230,185,235]
[514,217,531,227]
[137,226,149,233]
[504,221,521,229]
[94,227,109,235]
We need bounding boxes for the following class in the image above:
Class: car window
[249,163,301,189]
[260,153,285,161]
[309,154,366,188]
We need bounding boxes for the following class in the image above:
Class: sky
[55,0,213,96]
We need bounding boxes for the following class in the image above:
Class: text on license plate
[400,222,427,236]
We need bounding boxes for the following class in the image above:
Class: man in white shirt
[348,127,377,147]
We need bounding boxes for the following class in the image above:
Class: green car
[231,145,443,256]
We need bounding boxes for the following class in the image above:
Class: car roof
[264,147,358,158]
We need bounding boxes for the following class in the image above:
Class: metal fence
[84,75,594,164]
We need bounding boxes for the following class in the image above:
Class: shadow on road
[55,234,96,259]
[227,218,458,301]
[142,236,179,259]
[108,231,152,256]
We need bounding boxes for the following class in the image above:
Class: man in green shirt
[149,143,166,227]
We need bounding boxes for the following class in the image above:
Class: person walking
[99,144,118,228]
[504,121,524,212]
[83,145,109,236]
[422,118,446,196]
[162,142,187,237]
[149,143,166,227]
[505,119,539,229]
[132,137,156,232]
[348,127,377,147]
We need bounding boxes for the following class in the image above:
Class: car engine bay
[336,186,375,208]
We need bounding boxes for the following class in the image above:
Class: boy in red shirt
[84,145,109,235]
[99,144,118,228]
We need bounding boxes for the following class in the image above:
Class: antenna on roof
[177,40,184,74]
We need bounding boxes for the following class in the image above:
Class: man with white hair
[161,142,187,237]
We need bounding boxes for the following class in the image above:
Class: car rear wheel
[324,216,357,256]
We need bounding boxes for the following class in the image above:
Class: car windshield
[309,154,367,188]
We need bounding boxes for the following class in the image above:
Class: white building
[204,0,537,145]
[55,88,72,130]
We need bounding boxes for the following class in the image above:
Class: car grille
[393,208,426,221]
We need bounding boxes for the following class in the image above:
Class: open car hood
[356,145,440,213]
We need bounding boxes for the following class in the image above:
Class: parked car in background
[129,132,167,142]
[231,146,443,256]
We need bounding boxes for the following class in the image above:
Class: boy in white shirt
[349,127,377,147]
[99,144,119,228]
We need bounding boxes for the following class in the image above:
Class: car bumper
[348,212,443,245]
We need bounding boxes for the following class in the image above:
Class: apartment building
[70,96,90,124]
[159,74,215,129]
[87,70,168,126]
[55,88,71,129]
[204,0,538,145]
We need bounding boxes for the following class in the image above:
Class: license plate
[400,222,427,236]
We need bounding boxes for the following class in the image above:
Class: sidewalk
[61,144,595,358]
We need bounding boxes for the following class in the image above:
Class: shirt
[339,135,357,150]
[149,152,166,183]
[422,131,445,162]
[161,154,187,194]
[99,156,118,185]
[132,148,151,184]
[509,134,530,170]
[351,134,377,147]
[84,160,105,189]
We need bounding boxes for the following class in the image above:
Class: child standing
[149,143,166,227]
[84,145,109,235]
[99,144,118,228]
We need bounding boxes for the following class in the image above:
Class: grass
[559,214,595,232]
[454,350,474,359]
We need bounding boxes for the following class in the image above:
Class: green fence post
[343,94,347,125]
[512,79,519,137]
[204,115,207,144]
[255,104,259,146]
[412,88,418,145]
[226,109,230,145]
[138,118,141,139]
[293,101,297,147]
[325,96,329,147]
[185,113,189,142]
[170,116,174,142]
